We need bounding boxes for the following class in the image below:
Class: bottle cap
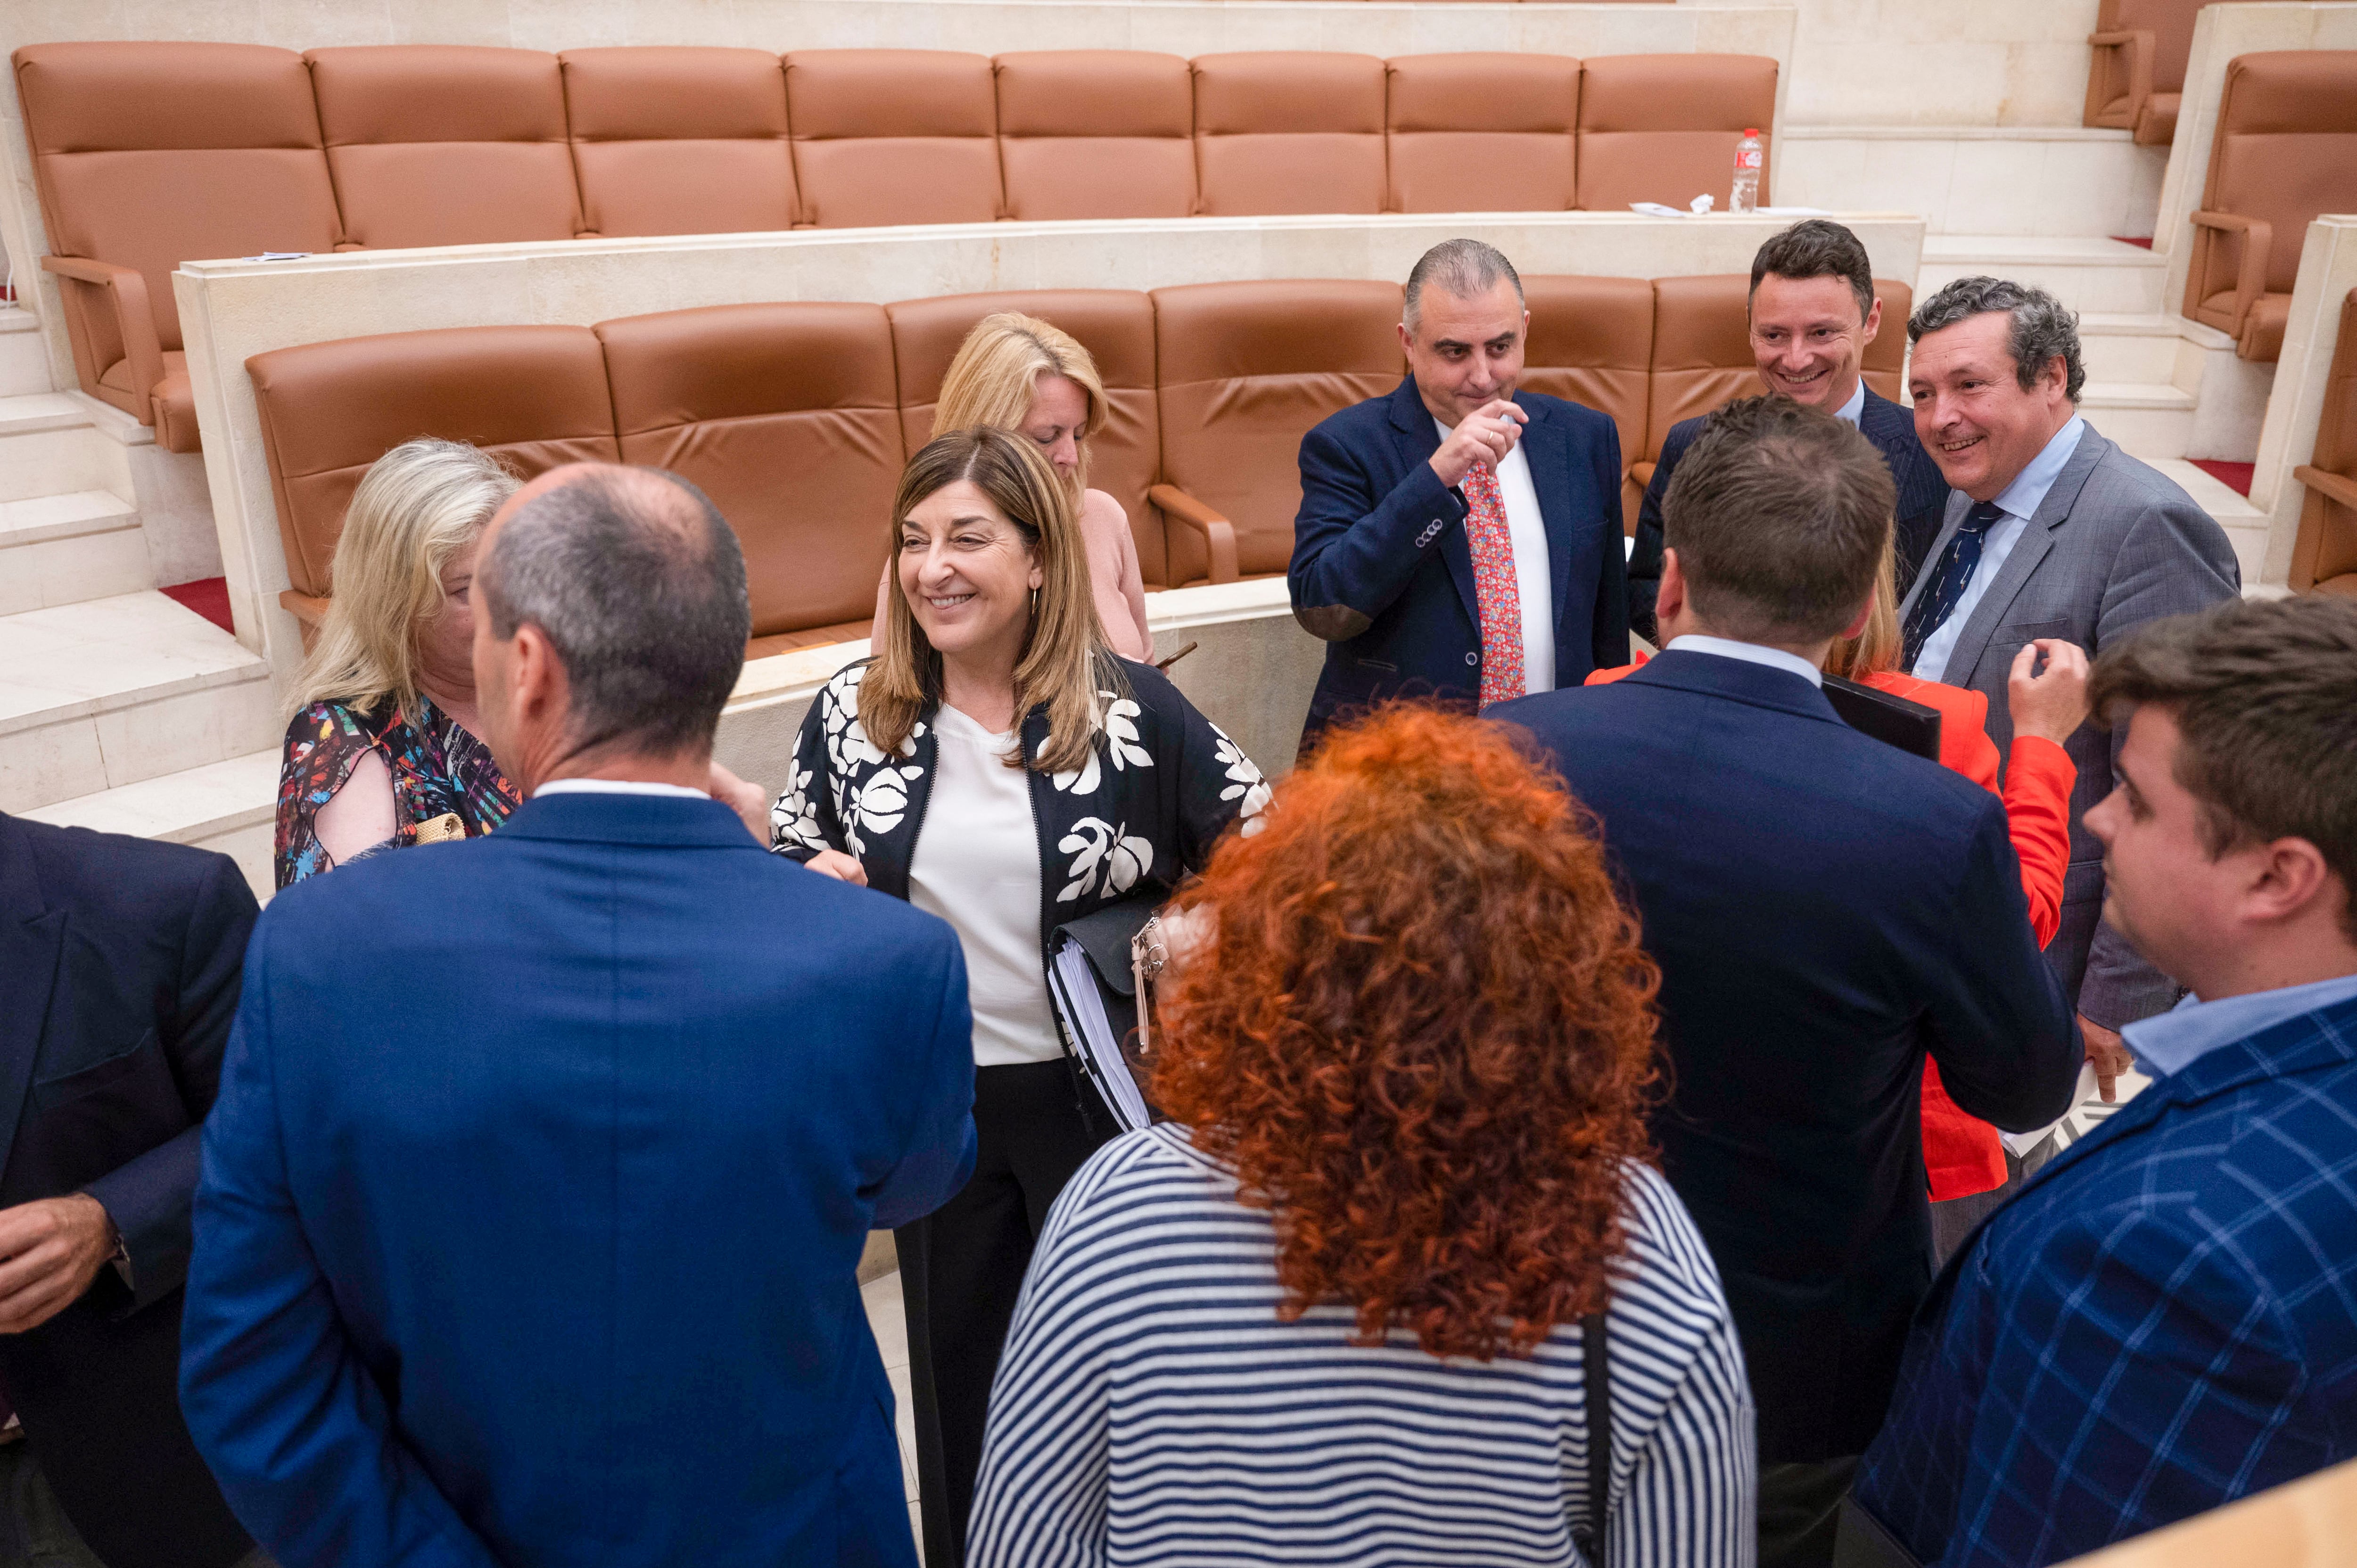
[1744,128,1759,136]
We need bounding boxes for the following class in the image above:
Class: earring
[1030,586,1040,617]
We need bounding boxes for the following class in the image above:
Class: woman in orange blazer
[1588,544,2087,1205]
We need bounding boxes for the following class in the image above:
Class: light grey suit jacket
[1896,422,2240,1029]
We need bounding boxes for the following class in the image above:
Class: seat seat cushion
[2313,572,2357,600]
[745,620,871,660]
[100,349,199,452]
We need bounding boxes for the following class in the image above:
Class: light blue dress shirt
[2122,972,2357,1079]
[1665,633,1825,687]
[1833,380,1865,427]
[1912,415,2086,683]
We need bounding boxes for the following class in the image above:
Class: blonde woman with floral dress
[773,426,1267,1568]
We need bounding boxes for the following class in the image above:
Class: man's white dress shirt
[1437,416,1555,694]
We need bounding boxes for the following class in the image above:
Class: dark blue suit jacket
[1627,387,1948,642]
[1496,652,2080,1461]
[1289,376,1628,749]
[180,793,978,1568]
[1855,992,2357,1568]
[0,813,256,1568]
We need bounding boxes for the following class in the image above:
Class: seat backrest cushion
[1645,273,1762,460]
[598,303,901,640]
[1863,277,1912,401]
[15,42,342,352]
[1193,53,1387,218]
[2298,289,2357,588]
[2112,0,2205,93]
[785,50,1002,228]
[887,290,1168,584]
[1152,279,1405,582]
[246,325,620,598]
[309,46,581,248]
[1576,54,1778,213]
[1385,54,1580,213]
[995,52,1195,221]
[562,48,795,238]
[1518,274,1652,470]
[2204,52,2357,296]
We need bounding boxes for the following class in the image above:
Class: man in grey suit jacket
[1899,277,2239,1100]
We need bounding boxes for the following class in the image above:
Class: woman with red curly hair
[965,706,1755,1568]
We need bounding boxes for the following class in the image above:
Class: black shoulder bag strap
[1575,1310,1613,1563]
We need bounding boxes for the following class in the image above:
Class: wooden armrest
[2296,466,2357,512]
[278,589,331,627]
[1148,484,1240,585]
[40,255,165,422]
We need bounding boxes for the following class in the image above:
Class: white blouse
[907,702,1062,1067]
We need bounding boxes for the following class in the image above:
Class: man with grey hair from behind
[181,463,980,1568]
[1288,237,1630,752]
[1901,274,2238,1192]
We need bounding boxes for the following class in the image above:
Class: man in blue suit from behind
[1495,399,2080,1568]
[1851,597,2357,1567]
[1626,219,1949,643]
[181,464,977,1568]
[1289,238,1629,751]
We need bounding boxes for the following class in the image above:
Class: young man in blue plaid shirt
[1847,595,2357,1567]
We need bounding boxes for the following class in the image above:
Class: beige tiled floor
[861,1270,923,1562]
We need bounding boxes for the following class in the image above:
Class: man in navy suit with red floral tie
[1288,238,1630,752]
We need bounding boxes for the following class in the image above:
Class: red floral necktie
[1461,460,1525,706]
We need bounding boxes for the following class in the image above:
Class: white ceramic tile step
[1917,237,2168,317]
[21,749,277,903]
[0,392,130,504]
[0,310,50,399]
[2081,380,2197,460]
[0,590,277,816]
[2150,458,2270,583]
[0,491,150,615]
[2077,313,2190,386]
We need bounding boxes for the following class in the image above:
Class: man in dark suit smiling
[1288,238,1629,750]
[1628,220,1950,641]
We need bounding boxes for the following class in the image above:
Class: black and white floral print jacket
[771,655,1270,959]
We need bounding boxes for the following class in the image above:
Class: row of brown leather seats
[2183,50,2357,363]
[249,273,1909,660]
[2083,0,2219,146]
[13,41,1778,452]
[2291,288,2357,600]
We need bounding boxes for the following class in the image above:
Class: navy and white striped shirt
[968,1124,1756,1568]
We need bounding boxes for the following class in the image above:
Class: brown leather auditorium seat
[784,50,1004,229]
[2291,289,2357,600]
[995,52,1196,222]
[1575,54,1777,213]
[2084,0,2208,146]
[886,291,1170,584]
[561,48,797,238]
[14,42,342,453]
[1640,272,1913,492]
[2185,51,2357,364]
[598,304,903,656]
[1149,279,1405,584]
[245,325,620,635]
[1385,54,1581,213]
[1192,54,1388,217]
[306,47,582,249]
[1518,275,1655,530]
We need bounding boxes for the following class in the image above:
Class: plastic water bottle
[1730,129,1762,214]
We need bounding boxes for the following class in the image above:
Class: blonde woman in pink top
[871,312,1154,661]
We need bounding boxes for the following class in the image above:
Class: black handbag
[1833,1494,1926,1568]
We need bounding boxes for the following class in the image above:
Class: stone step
[2081,380,2198,461]
[0,590,278,817]
[1774,126,2167,239]
[0,490,151,614]
[20,748,277,903]
[1917,236,2168,317]
[0,391,133,503]
[2150,458,2271,584]
[2077,313,2190,387]
[0,309,52,398]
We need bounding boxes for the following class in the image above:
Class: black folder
[1821,672,1942,760]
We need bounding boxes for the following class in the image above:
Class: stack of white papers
[1048,936,1154,1132]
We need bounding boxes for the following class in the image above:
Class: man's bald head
[477,462,750,759]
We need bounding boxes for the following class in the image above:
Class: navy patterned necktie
[1902,500,2006,672]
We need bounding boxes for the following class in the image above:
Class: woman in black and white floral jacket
[770,426,1268,1568]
